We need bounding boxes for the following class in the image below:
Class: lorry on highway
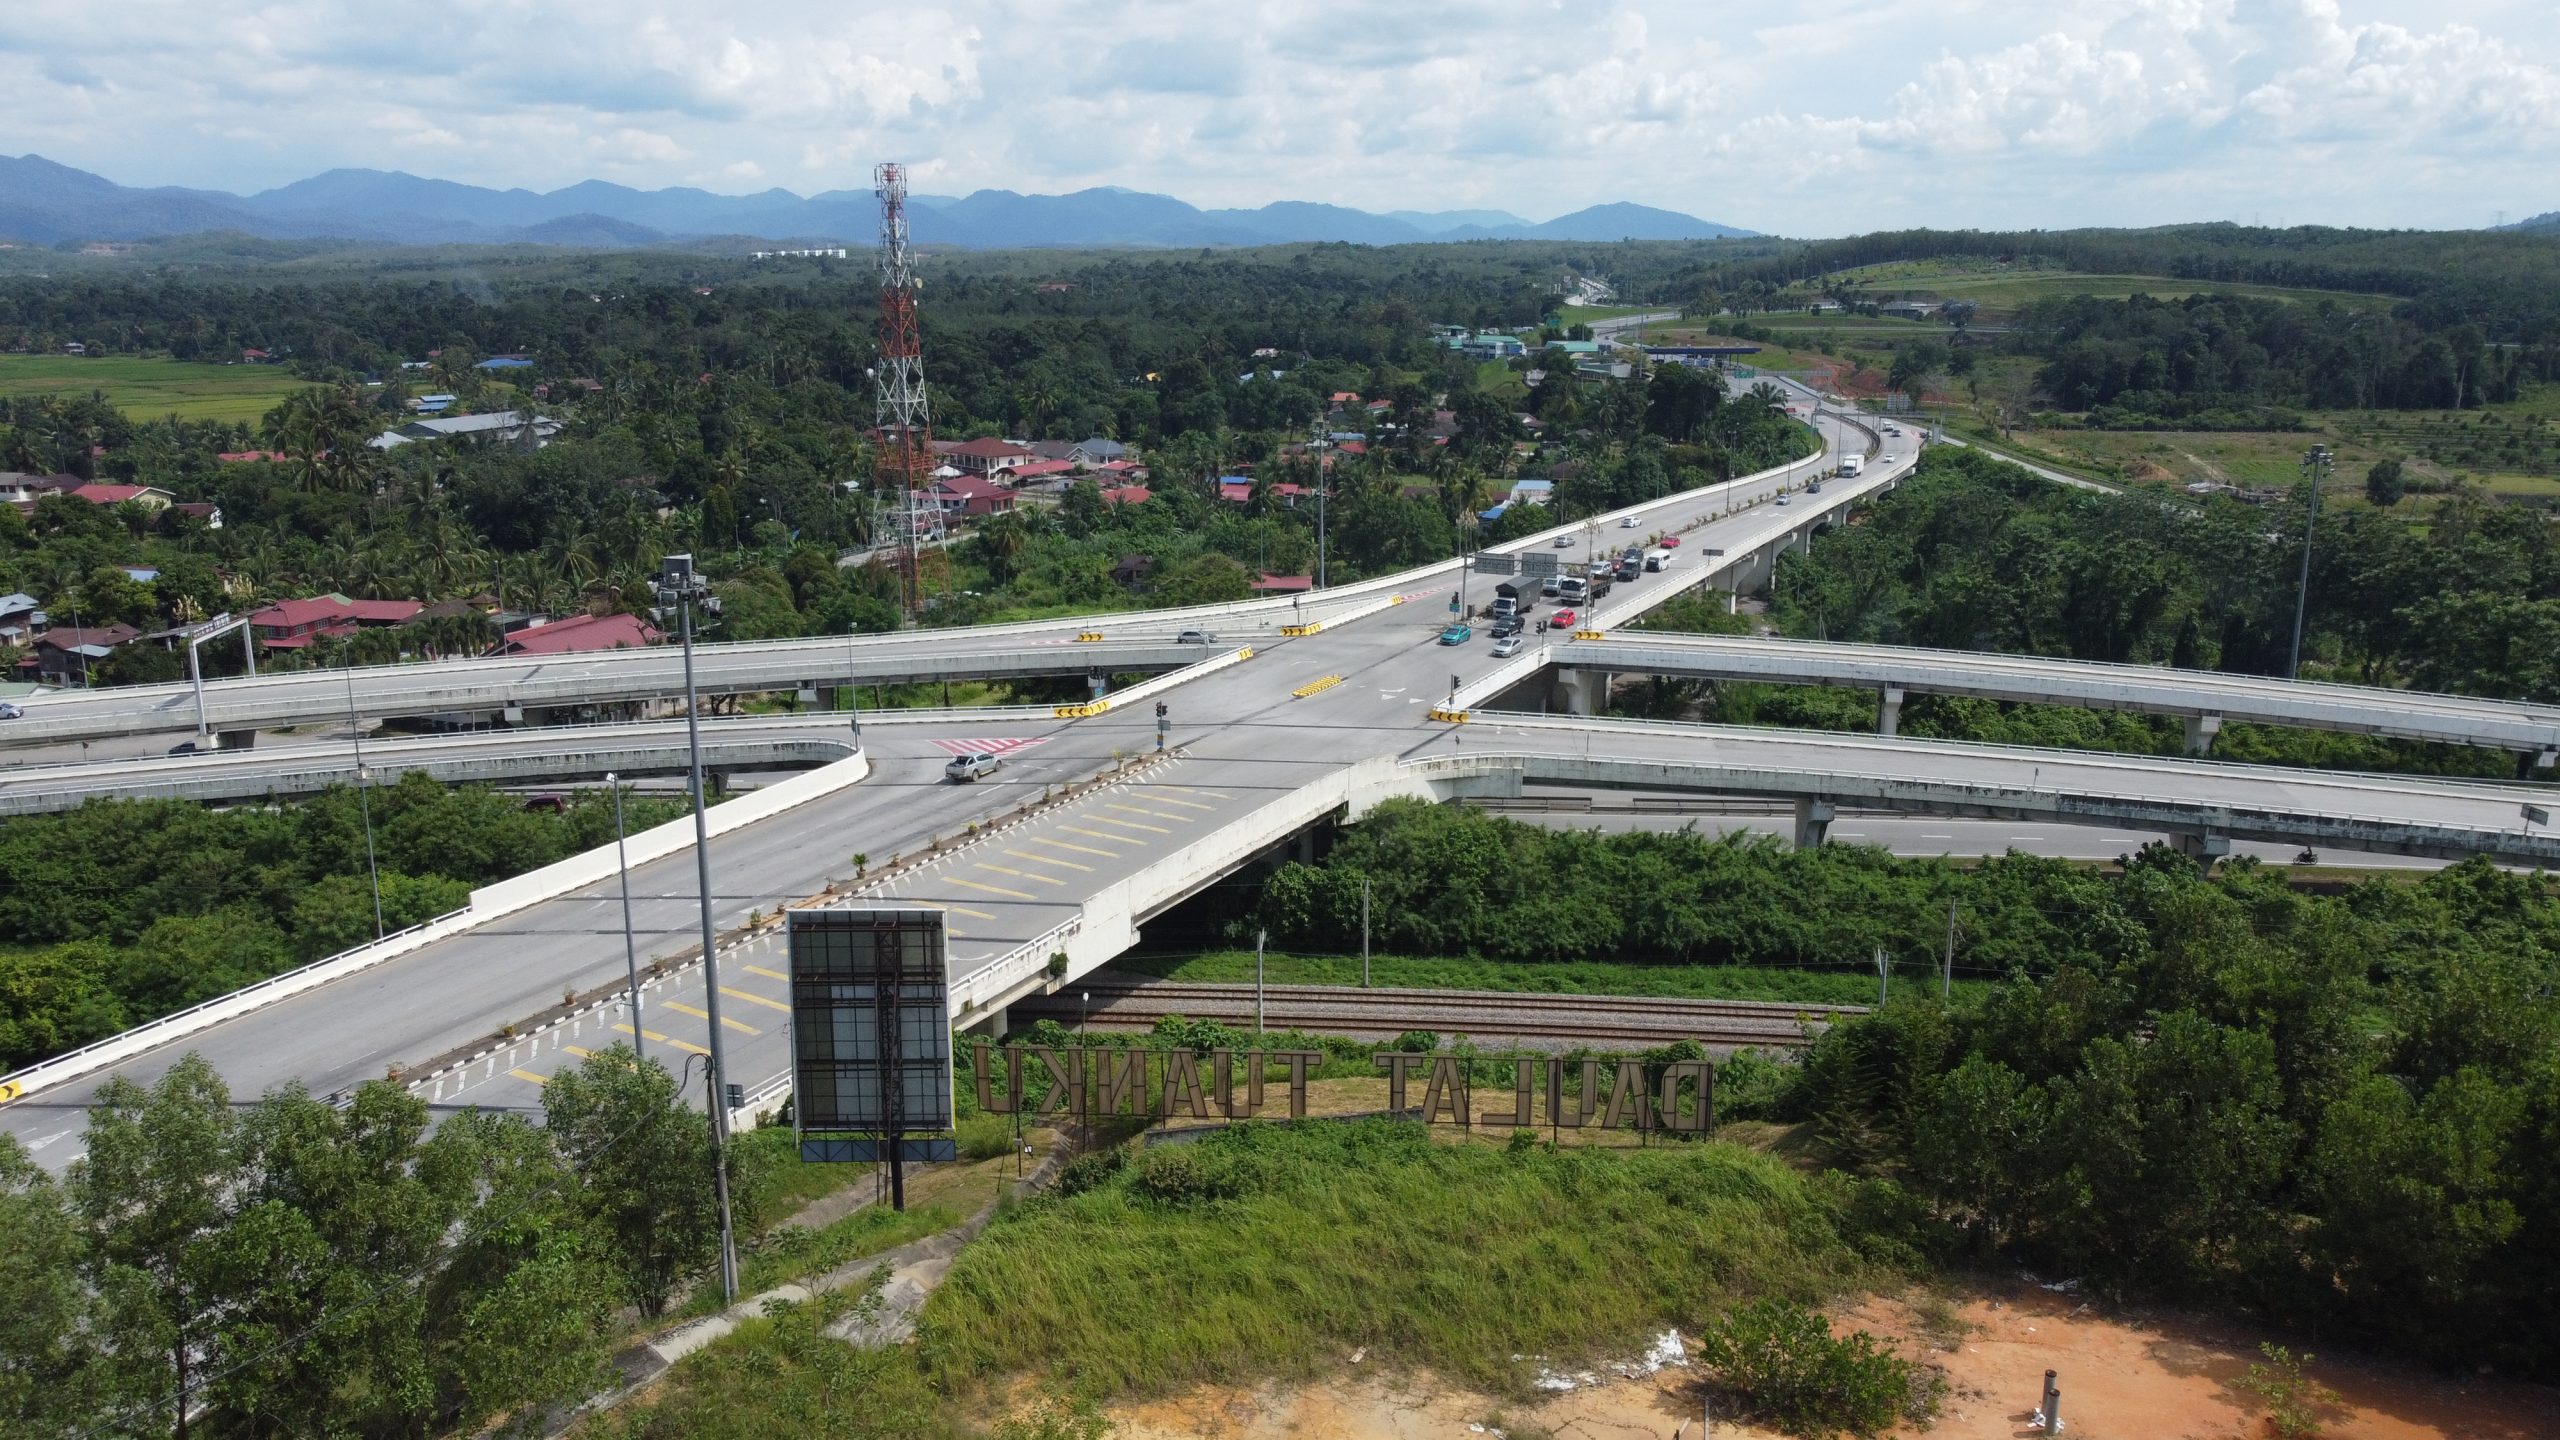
[1838,454,1865,478]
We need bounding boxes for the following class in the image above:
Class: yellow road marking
[1024,835,1117,859]
[745,964,788,982]
[509,1068,549,1086]
[1106,802,1191,823]
[565,1045,594,1059]
[1141,793,1218,812]
[720,986,791,1013]
[948,877,1037,900]
[1094,809,1173,833]
[1067,824,1145,846]
[948,905,998,920]
[977,861,1066,887]
[615,1023,709,1055]
[1006,847,1092,872]
[662,1000,761,1035]
[1162,785,1233,799]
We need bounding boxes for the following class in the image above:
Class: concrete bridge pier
[1877,686,1906,737]
[2182,713,2223,755]
[2172,831,2231,868]
[1553,670,1606,716]
[1792,798,1835,848]
[2529,747,2557,776]
[215,729,258,750]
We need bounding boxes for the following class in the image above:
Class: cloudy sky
[4,0,2555,233]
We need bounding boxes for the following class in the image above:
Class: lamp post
[2287,445,2331,681]
[655,553,740,1303]
[607,772,645,1067]
[346,669,383,942]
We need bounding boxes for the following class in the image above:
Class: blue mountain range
[0,154,1757,249]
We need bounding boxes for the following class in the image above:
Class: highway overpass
[1541,633,2560,764]
[12,394,2551,1165]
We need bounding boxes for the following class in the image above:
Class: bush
[1695,1297,1939,1438]
[1052,1143,1129,1197]
[1131,1145,1237,1204]
[955,1114,1014,1162]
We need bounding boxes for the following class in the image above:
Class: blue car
[1438,624,1472,645]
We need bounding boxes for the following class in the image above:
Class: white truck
[1838,453,1865,478]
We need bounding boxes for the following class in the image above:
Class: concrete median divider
[0,751,872,1105]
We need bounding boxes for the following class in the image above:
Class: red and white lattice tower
[873,162,935,613]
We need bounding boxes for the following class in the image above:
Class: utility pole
[1361,877,1371,989]
[2287,444,2330,680]
[608,773,645,1066]
[656,553,739,1304]
[1315,414,1330,589]
[1942,899,1957,1001]
[1874,946,1890,1006]
[345,668,383,942]
[1255,928,1267,1035]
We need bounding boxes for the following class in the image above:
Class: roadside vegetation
[1112,947,1987,1005]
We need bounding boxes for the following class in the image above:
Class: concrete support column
[981,1003,1011,1038]
[2535,747,2556,771]
[1792,798,1835,849]
[1877,686,1906,737]
[2182,712,2223,755]
[1556,669,1601,716]
[2172,831,2231,869]
[1293,828,1316,865]
[215,728,258,750]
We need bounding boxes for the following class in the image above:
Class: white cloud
[0,0,2552,232]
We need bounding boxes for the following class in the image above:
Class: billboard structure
[789,907,956,1207]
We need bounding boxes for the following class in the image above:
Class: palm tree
[1748,381,1788,415]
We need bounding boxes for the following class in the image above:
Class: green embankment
[0,353,308,422]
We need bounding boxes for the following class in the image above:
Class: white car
[944,752,1002,782]
[1619,516,1638,528]
[1491,635,1523,658]
[0,702,20,720]
[1553,534,1574,547]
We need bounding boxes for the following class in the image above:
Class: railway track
[1007,979,1862,1051]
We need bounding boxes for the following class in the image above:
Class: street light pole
[607,772,645,1067]
[346,669,383,942]
[657,553,740,1304]
[2287,445,2330,681]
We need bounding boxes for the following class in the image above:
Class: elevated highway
[1543,633,2560,764]
[10,394,2555,1164]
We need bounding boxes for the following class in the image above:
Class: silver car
[944,752,1002,782]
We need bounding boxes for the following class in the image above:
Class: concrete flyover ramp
[1414,716,2560,867]
[1551,633,2560,763]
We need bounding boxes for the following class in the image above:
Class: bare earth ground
[1089,1275,2560,1440]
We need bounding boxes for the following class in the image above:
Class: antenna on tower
[873,162,934,615]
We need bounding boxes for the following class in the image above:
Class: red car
[1660,535,1682,548]
[1549,608,1578,629]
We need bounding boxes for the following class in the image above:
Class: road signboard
[1471,553,1518,576]
[1518,551,1560,578]
[790,907,956,1170]
[2527,804,2552,828]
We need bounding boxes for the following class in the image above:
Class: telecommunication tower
[873,162,934,613]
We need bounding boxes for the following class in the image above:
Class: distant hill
[0,154,1757,250]
[2505,210,2560,233]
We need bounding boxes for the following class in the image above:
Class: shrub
[955,1114,1013,1161]
[1131,1144,1238,1204]
[2239,1343,2340,1439]
[1052,1143,1129,1198]
[1694,1297,1939,1438]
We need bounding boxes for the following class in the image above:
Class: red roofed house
[1329,391,1360,406]
[943,437,1037,476]
[926,473,1016,519]
[251,594,426,651]
[485,611,661,657]
[1250,574,1315,594]
[1098,484,1151,506]
[997,458,1078,485]
[70,483,174,511]
[19,624,142,684]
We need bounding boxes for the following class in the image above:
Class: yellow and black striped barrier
[0,1080,23,1105]
[1052,699,1113,719]
[1279,622,1321,637]
[1291,674,1344,699]
[1572,629,1604,640]
[1428,707,1470,724]
[1074,631,1105,642]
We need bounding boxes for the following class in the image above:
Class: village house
[249,595,426,651]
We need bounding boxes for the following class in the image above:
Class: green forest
[1246,799,2560,1376]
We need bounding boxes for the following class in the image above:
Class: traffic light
[1155,701,1168,719]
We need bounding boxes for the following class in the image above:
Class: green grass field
[1821,260,2396,318]
[0,353,309,423]
[1556,302,1656,328]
